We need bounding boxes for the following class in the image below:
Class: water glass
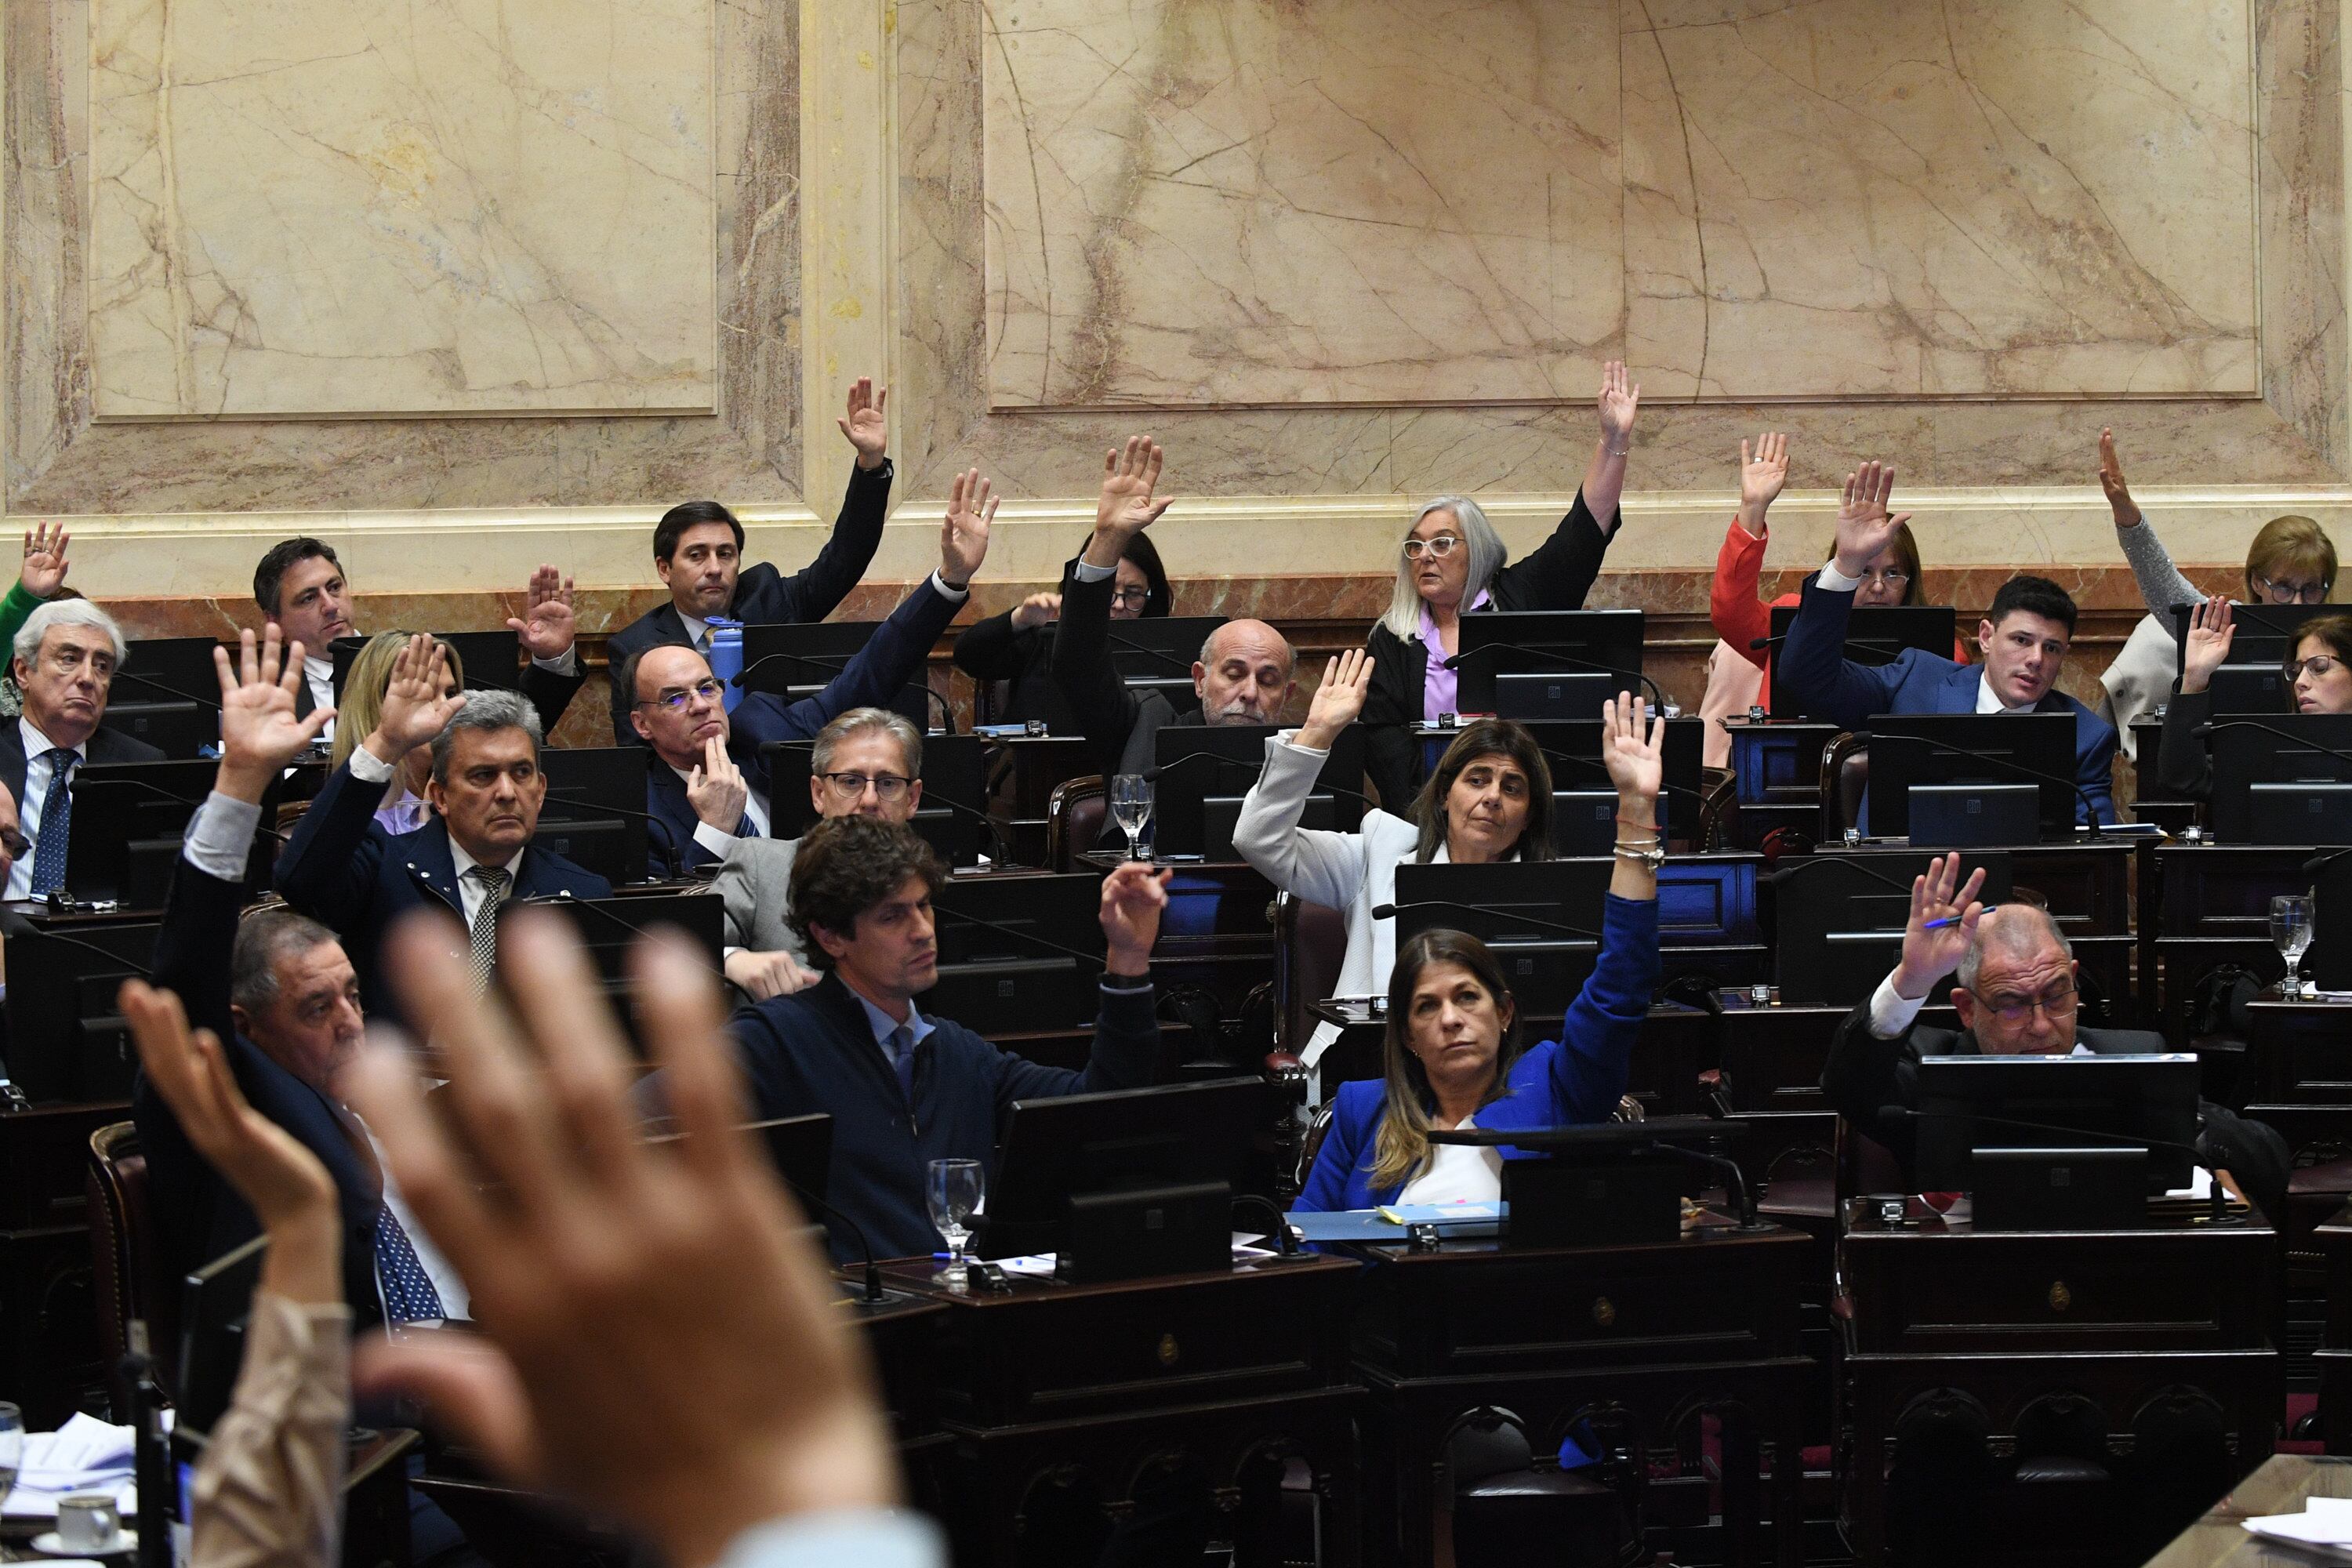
[1110,774,1155,862]
[2274,894,2316,997]
[927,1157,985,1283]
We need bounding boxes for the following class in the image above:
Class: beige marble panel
[1622,0,2260,399]
[86,0,717,418]
[981,0,1622,408]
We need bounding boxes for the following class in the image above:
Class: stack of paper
[2243,1494,2352,1552]
[5,1413,138,1519]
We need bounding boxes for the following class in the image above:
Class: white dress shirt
[303,656,336,742]
[7,717,87,898]
[1397,1113,1504,1205]
[676,609,712,652]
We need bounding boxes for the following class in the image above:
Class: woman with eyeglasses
[1357,362,1639,813]
[951,528,1171,731]
[1289,693,1664,1209]
[330,630,466,833]
[2158,597,2352,799]
[2096,428,2340,758]
[1700,433,1960,763]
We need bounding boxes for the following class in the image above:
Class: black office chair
[1443,1406,1635,1566]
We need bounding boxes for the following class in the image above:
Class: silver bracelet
[1606,445,1630,457]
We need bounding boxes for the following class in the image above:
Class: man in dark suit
[1777,461,2118,826]
[731,815,1171,1262]
[622,469,998,877]
[1052,436,1296,779]
[1823,851,2290,1218]
[604,377,897,744]
[276,637,611,1027]
[1,601,165,899]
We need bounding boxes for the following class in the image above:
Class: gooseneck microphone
[0,908,157,975]
[1439,642,1670,713]
[1370,897,1602,943]
[1859,730,2113,833]
[2191,717,2352,771]
[1877,1105,2240,1225]
[545,789,684,881]
[108,669,224,711]
[784,1181,889,1303]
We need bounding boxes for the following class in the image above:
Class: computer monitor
[1863,713,2080,842]
[2171,602,2335,673]
[736,622,938,733]
[1150,724,1367,858]
[641,1113,833,1207]
[2207,714,2352,844]
[2206,663,2294,716]
[109,637,226,755]
[1390,859,1613,1017]
[976,1076,1276,1278]
[1103,615,1229,717]
[1,916,159,1102]
[1913,1054,2201,1203]
[539,747,657,884]
[923,870,1106,1033]
[1766,606,1958,719]
[1494,672,1615,722]
[98,700,214,759]
[329,630,520,696]
[501,893,723,1051]
[66,759,271,906]
[757,734,996,867]
[1508,716,1704,841]
[1453,611,1644,716]
[177,1233,266,1436]
[1772,851,2016,1005]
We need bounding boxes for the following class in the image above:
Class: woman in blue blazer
[1295,694,1665,1211]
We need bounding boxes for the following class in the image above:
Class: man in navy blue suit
[277,636,612,1026]
[1777,460,2118,826]
[622,468,1002,878]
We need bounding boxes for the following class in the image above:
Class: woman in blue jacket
[1295,693,1664,1211]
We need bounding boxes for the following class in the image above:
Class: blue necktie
[28,749,74,896]
[889,1025,916,1103]
[374,1206,447,1323]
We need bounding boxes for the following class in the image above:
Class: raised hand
[2098,427,2139,527]
[506,564,578,662]
[216,626,334,799]
[367,635,466,764]
[1098,862,1173,976]
[1600,691,1664,808]
[19,522,70,600]
[722,949,819,1002]
[1297,648,1373,751]
[1831,461,1915,580]
[1893,851,1989,1000]
[1597,361,1641,446]
[1009,591,1062,633]
[837,377,889,470]
[686,736,750,832]
[2180,594,2235,694]
[1737,432,1789,532]
[1096,436,1174,541]
[940,468,997,590]
[349,913,902,1568]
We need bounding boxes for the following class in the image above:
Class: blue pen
[1922,902,1996,931]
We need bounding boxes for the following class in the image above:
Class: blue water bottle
[705,616,745,713]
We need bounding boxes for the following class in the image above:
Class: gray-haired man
[276,634,610,1025]
[2,599,162,898]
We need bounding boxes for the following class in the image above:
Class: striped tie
[468,866,510,993]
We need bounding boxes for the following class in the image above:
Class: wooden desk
[1083,854,1276,1017]
[0,1099,129,1425]
[1837,1203,2281,1566]
[1725,720,1840,850]
[2129,717,2201,837]
[866,1252,1362,1566]
[1343,1220,1809,1568]
[2140,1454,2352,1566]
[2315,1203,2352,1452]
[982,734,1094,867]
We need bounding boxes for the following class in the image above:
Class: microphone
[1143,746,1374,808]
[2191,717,2352,771]
[0,908,155,975]
[72,774,289,844]
[914,790,1021,867]
[729,652,956,728]
[1766,852,1940,898]
[1878,1104,2241,1225]
[1860,730,2111,833]
[931,902,1105,968]
[544,789,684,881]
[512,892,723,971]
[1649,1140,1763,1230]
[1535,746,1705,806]
[1746,633,1911,654]
[782,1179,887,1304]
[1105,630,1197,676]
[108,669,223,711]
[1370,898,1602,943]
[1439,642,1669,712]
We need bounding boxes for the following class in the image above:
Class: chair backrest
[85,1122,178,1416]
[1272,891,1350,1055]
[1835,1114,1907,1202]
[1046,775,1107,873]
[1824,731,1869,837]
[1695,770,1737,851]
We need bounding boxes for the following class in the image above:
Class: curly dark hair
[786,815,945,967]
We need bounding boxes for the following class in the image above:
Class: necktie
[468,865,510,993]
[27,749,74,896]
[889,1025,916,1103]
[695,630,712,655]
[374,1205,447,1323]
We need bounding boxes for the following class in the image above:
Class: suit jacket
[952,609,1078,732]
[605,461,895,743]
[132,855,385,1325]
[292,654,586,742]
[710,833,803,955]
[730,969,1161,1261]
[1359,488,1619,812]
[637,577,967,876]
[1776,576,2118,826]
[2158,684,2218,800]
[0,719,165,805]
[274,759,613,1025]
[1820,1002,2292,1221]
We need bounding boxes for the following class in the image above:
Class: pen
[1921,902,1996,931]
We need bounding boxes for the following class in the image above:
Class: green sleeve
[0,581,41,651]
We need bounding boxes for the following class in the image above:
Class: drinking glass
[0,1400,21,1515]
[1110,774,1155,862]
[2273,895,2316,997]
[927,1157,985,1283]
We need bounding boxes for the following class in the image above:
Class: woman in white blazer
[1234,648,1567,1081]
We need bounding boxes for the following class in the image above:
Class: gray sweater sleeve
[2116,514,2202,610]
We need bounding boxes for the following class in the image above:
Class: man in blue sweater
[731,815,1171,1261]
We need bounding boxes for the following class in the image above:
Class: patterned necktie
[695,629,712,655]
[374,1205,447,1323]
[468,865,510,993]
[27,749,74,896]
[889,1024,916,1103]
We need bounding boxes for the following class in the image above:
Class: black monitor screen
[1151,724,1365,858]
[736,622,936,733]
[2171,602,2334,674]
[1454,611,1644,715]
[2206,713,2352,844]
[1863,713,2078,840]
[1914,1054,2200,1193]
[331,630,519,696]
[539,747,656,884]
[1766,605,1958,719]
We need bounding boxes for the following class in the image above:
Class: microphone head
[1369,902,1399,920]
[1748,635,1773,652]
[1439,653,1465,671]
[1876,1105,1918,1124]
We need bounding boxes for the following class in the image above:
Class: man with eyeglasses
[1823,851,2289,1219]
[1778,460,2118,826]
[621,473,999,880]
[0,601,164,900]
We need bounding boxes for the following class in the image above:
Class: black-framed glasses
[637,677,725,711]
[2256,573,2331,604]
[821,771,913,801]
[1969,982,2077,1026]
[2287,655,2347,682]
[1402,535,1462,561]
[1109,586,1151,609]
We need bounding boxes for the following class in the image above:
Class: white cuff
[530,648,579,676]
[347,747,396,785]
[929,571,971,602]
[692,821,740,858]
[184,792,263,884]
[714,1510,945,1568]
[1815,562,1864,593]
[1073,557,1116,583]
[1868,972,1929,1039]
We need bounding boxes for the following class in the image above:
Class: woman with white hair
[1358,363,1639,813]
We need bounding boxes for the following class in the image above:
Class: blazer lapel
[396,820,464,914]
[1940,662,1985,713]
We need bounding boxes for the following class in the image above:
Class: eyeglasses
[821,771,913,801]
[1402,535,1462,561]
[1109,586,1151,609]
[2256,574,2332,604]
[1969,983,2078,1026]
[2288,655,2347,682]
[637,677,725,711]
[1855,568,1911,589]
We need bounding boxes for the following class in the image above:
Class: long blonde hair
[329,631,465,770]
[1367,930,1524,1190]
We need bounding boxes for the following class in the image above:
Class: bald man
[1054,436,1298,775]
